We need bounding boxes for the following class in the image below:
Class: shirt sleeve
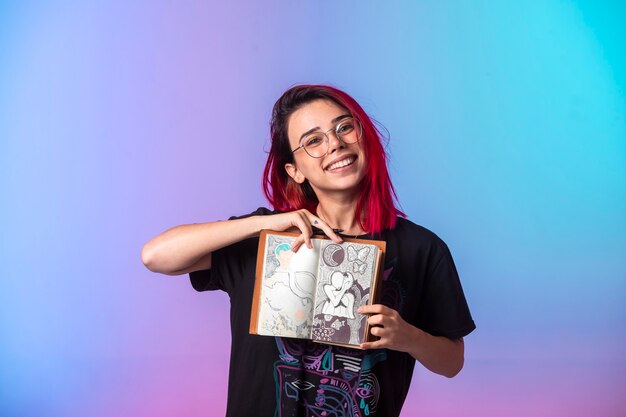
[188,207,279,294]
[416,238,476,339]
[189,268,218,292]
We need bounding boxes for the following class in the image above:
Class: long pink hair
[263,84,404,234]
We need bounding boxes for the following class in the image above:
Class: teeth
[327,157,355,171]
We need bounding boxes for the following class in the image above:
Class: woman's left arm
[358,304,464,378]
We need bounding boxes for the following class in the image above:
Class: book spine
[249,230,268,335]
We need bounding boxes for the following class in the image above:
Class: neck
[316,196,363,236]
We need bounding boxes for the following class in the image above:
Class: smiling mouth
[325,156,356,171]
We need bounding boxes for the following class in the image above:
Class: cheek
[358,146,368,169]
[295,159,323,178]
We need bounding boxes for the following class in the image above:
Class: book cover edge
[250,229,388,348]
[249,230,268,335]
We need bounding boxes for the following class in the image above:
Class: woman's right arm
[141,210,342,276]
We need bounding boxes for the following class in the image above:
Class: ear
[285,163,306,184]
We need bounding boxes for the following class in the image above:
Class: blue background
[1,1,625,416]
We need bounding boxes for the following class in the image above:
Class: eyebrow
[299,114,352,142]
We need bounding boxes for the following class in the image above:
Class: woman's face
[285,99,366,199]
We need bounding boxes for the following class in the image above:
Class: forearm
[141,215,266,275]
[407,327,465,378]
[359,304,465,377]
[142,208,344,276]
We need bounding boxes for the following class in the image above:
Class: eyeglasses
[292,117,363,158]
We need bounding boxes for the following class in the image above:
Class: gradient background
[1,1,625,416]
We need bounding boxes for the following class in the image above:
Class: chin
[325,179,365,194]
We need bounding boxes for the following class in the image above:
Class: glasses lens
[337,118,361,144]
[300,117,362,158]
[302,133,328,158]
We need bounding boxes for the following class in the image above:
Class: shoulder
[385,217,454,265]
[253,206,283,216]
[390,217,448,247]
[228,206,282,220]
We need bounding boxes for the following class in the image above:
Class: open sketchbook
[250,230,386,348]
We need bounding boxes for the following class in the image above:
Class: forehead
[287,99,348,143]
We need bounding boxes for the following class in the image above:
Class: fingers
[360,323,390,351]
[291,231,311,252]
[290,210,343,251]
[291,236,304,252]
[304,210,343,244]
[269,209,344,245]
[360,320,389,350]
[360,340,384,350]
[299,211,314,249]
[357,304,393,316]
[357,305,394,329]
[369,326,386,337]
[357,304,397,351]
[366,313,386,326]
[291,211,313,251]
[314,221,343,244]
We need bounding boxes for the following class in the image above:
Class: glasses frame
[291,117,363,159]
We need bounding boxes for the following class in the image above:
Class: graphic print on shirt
[273,258,402,417]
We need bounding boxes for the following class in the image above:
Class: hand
[264,209,342,251]
[359,305,466,377]
[358,304,418,352]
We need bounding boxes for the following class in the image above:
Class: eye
[337,122,355,135]
[304,134,324,147]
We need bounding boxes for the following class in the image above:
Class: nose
[326,131,345,154]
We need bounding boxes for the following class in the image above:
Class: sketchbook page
[311,240,379,346]
[256,233,321,338]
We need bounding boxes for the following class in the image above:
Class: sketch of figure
[321,271,356,319]
[263,243,315,332]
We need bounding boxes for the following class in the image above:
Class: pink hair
[263,85,404,234]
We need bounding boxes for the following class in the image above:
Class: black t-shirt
[190,207,476,417]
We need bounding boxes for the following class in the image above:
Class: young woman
[142,85,476,417]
